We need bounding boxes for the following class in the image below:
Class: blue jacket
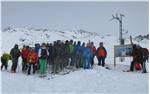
[83,47,92,69]
[76,44,82,55]
[35,46,40,55]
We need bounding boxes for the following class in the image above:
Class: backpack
[41,49,48,59]
[2,53,10,61]
[134,63,141,70]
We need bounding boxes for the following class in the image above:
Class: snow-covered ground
[1,27,149,94]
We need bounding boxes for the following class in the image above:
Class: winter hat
[77,41,81,45]
[14,44,18,49]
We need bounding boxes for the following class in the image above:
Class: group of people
[1,40,148,77]
[1,40,107,77]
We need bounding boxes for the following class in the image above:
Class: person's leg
[39,59,44,76]
[70,55,73,66]
[83,57,86,69]
[11,59,18,72]
[28,63,31,75]
[141,61,147,73]
[1,59,7,70]
[76,55,79,68]
[52,59,55,73]
[32,63,36,74]
[43,59,47,75]
[81,56,84,68]
[91,56,94,66]
[58,58,62,72]
[91,57,93,67]
[73,55,77,69]
[102,57,105,67]
[14,62,18,73]
[11,62,15,72]
[130,61,135,71]
[55,58,59,74]
[97,57,102,66]
[87,57,91,69]
[4,61,8,70]
[22,58,25,71]
[1,63,4,70]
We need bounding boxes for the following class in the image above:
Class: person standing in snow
[90,42,96,67]
[63,40,70,68]
[62,41,69,69]
[83,43,92,69]
[34,43,40,71]
[72,41,77,68]
[1,52,11,70]
[38,43,49,77]
[27,48,38,75]
[53,40,63,74]
[96,42,107,67]
[47,43,53,67]
[75,41,82,68]
[80,42,86,68]
[21,45,30,72]
[68,40,74,67]
[10,44,21,73]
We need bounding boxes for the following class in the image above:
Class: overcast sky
[2,1,148,37]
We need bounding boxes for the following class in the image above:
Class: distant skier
[38,43,49,77]
[96,42,107,67]
[1,52,11,70]
[10,44,21,73]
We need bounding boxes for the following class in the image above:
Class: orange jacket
[97,47,107,57]
[27,51,38,64]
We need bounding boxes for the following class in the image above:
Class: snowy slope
[2,64,149,94]
[1,27,149,94]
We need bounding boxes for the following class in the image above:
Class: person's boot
[98,63,101,66]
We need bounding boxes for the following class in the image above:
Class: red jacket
[21,48,29,59]
[27,51,38,64]
[91,47,96,55]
